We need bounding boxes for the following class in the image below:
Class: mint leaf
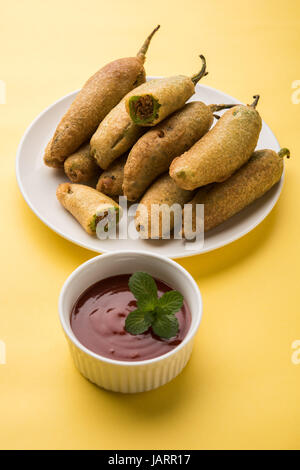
[125,272,183,340]
[152,314,179,339]
[157,291,184,315]
[129,272,158,311]
[125,309,153,335]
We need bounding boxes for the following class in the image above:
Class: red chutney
[70,274,191,362]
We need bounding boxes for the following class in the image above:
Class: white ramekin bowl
[59,251,202,393]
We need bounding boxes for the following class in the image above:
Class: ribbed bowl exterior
[67,335,194,393]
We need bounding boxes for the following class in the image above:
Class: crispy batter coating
[125,55,207,127]
[96,154,127,196]
[170,104,262,190]
[44,139,63,168]
[44,59,145,168]
[90,99,144,169]
[44,26,160,168]
[123,102,214,201]
[56,183,121,235]
[135,174,193,239]
[182,149,286,237]
[91,56,207,169]
[64,143,100,183]
[125,76,195,126]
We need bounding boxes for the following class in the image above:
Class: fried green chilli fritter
[182,148,290,237]
[96,154,127,197]
[135,173,194,239]
[125,55,208,126]
[123,101,234,201]
[56,183,121,235]
[170,95,262,190]
[64,143,100,183]
[44,25,160,167]
[90,98,144,170]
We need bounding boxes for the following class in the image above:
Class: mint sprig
[125,272,183,339]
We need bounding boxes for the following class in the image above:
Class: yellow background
[0,0,299,450]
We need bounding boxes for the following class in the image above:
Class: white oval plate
[16,80,282,258]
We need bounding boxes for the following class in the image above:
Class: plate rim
[15,83,283,259]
